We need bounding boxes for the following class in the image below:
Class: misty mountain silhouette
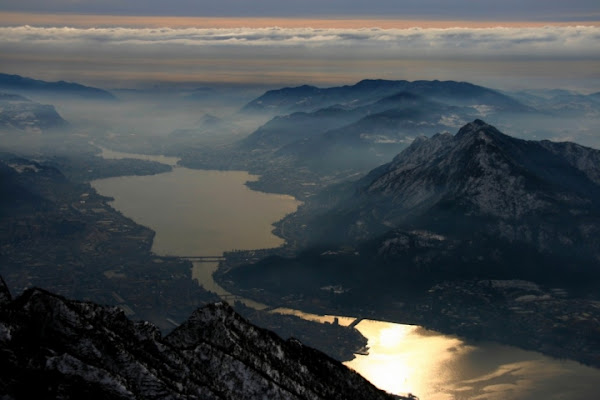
[0,92,68,133]
[0,73,116,100]
[243,79,529,114]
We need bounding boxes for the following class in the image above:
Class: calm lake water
[91,148,600,400]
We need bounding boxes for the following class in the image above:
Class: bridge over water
[348,317,365,328]
[181,256,226,262]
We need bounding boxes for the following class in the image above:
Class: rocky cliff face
[360,120,599,220]
[331,120,600,258]
[0,278,401,400]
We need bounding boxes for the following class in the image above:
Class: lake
[91,147,600,400]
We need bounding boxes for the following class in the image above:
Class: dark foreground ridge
[0,277,405,400]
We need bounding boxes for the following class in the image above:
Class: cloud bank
[1,24,599,88]
[2,25,599,57]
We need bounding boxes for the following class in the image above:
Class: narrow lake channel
[91,147,600,400]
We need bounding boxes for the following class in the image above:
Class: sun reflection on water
[345,320,600,400]
[345,321,468,398]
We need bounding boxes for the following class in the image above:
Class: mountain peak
[455,119,497,138]
[355,120,600,237]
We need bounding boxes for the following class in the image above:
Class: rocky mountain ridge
[0,277,402,399]
[321,120,600,248]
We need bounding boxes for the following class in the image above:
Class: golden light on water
[345,321,468,398]
[345,320,600,400]
[378,325,412,347]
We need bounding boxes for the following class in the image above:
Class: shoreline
[96,147,600,372]
[214,266,600,370]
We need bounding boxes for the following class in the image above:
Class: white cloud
[1,24,598,88]
[1,25,599,58]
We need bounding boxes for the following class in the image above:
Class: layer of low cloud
[2,25,598,58]
[1,24,599,89]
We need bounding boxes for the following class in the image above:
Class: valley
[86,146,600,399]
[2,74,600,399]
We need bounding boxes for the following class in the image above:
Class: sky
[1,1,599,21]
[0,1,599,91]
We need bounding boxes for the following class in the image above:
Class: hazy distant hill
[168,113,245,147]
[237,91,483,179]
[238,81,530,175]
[243,79,529,115]
[0,92,68,134]
[0,73,116,100]
[273,94,479,172]
[240,106,358,150]
[180,82,537,198]
[540,93,599,117]
[508,89,600,117]
[241,92,445,150]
